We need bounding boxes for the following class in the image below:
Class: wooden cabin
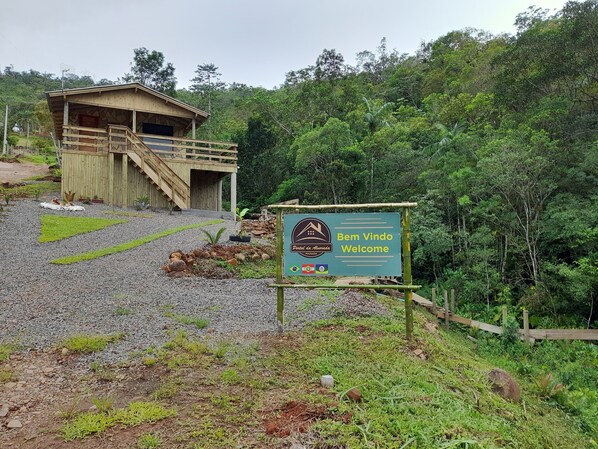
[46,83,238,214]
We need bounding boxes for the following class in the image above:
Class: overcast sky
[1,0,567,89]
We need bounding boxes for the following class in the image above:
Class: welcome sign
[283,212,402,276]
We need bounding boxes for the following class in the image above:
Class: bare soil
[0,334,342,448]
[0,161,50,183]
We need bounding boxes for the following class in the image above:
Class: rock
[0,404,9,417]
[7,419,22,428]
[320,375,334,388]
[169,260,186,272]
[61,348,69,356]
[235,253,246,262]
[4,382,17,389]
[290,444,307,449]
[261,253,271,261]
[169,251,184,260]
[346,387,362,402]
[227,258,238,266]
[413,349,423,356]
[488,368,520,402]
[250,253,260,261]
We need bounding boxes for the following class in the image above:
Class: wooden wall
[61,151,224,210]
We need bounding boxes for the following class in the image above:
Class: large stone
[169,260,186,272]
[7,419,22,428]
[0,404,9,417]
[346,387,362,402]
[488,368,520,402]
[235,253,246,262]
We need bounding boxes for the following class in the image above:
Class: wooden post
[108,152,114,206]
[230,172,237,221]
[444,290,450,330]
[122,154,128,207]
[132,110,137,133]
[62,101,69,148]
[217,178,222,212]
[401,207,414,340]
[523,309,530,343]
[276,208,284,333]
[502,306,508,334]
[450,289,456,313]
[431,288,436,314]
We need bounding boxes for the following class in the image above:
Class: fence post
[431,288,437,315]
[450,289,456,313]
[523,309,530,343]
[502,306,508,333]
[276,208,284,333]
[444,290,450,330]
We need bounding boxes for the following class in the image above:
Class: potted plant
[229,207,250,242]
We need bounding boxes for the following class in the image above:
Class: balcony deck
[62,125,237,173]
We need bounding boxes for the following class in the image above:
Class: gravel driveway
[0,197,332,364]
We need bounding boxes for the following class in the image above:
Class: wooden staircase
[108,125,190,209]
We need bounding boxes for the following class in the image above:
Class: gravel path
[0,196,335,364]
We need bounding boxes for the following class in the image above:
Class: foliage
[51,219,223,264]
[122,47,177,96]
[134,194,151,210]
[201,227,226,244]
[39,215,127,243]
[138,433,161,449]
[60,333,123,353]
[234,207,249,236]
[0,344,14,362]
[62,401,176,441]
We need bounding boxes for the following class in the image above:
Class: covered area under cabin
[46,83,238,214]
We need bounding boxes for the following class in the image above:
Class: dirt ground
[0,334,341,448]
[0,161,50,183]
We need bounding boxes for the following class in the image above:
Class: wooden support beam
[230,172,237,221]
[431,288,436,315]
[450,289,455,313]
[122,154,128,207]
[523,309,530,344]
[108,152,114,206]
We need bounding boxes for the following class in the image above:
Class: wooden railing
[62,125,237,165]
[62,126,108,151]
[108,125,190,209]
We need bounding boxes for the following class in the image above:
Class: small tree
[122,48,177,96]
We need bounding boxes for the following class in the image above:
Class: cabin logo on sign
[290,218,332,258]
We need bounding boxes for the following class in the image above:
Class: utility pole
[2,104,8,155]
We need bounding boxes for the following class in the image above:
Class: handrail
[108,125,190,208]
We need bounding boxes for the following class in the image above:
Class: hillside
[0,295,595,448]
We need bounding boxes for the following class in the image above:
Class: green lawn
[40,215,128,242]
[51,219,224,264]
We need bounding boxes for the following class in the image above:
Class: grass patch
[103,210,154,218]
[1,181,58,199]
[0,368,16,384]
[51,219,224,264]
[237,258,275,279]
[62,401,176,441]
[138,432,161,448]
[60,333,124,353]
[40,215,128,242]
[0,344,14,362]
[21,153,57,165]
[164,311,208,329]
[114,306,132,316]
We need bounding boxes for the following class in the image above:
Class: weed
[61,333,124,353]
[0,368,16,384]
[138,432,161,448]
[90,362,116,382]
[62,401,175,441]
[114,306,132,316]
[134,194,151,211]
[236,258,275,279]
[220,368,241,384]
[163,310,208,329]
[91,396,114,413]
[536,373,565,399]
[212,341,231,360]
[58,396,82,420]
[152,378,182,400]
[0,344,14,361]
[201,227,226,244]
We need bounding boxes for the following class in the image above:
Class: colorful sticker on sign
[315,264,328,274]
[301,264,315,274]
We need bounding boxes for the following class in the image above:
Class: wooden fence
[413,289,598,342]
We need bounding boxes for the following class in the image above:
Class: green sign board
[283,212,402,276]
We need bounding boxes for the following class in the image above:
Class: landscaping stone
[346,387,362,402]
[488,368,521,402]
[7,419,22,429]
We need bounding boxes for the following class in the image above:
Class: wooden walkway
[412,293,598,341]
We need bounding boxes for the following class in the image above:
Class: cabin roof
[46,83,208,139]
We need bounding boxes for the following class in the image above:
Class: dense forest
[1,1,596,327]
